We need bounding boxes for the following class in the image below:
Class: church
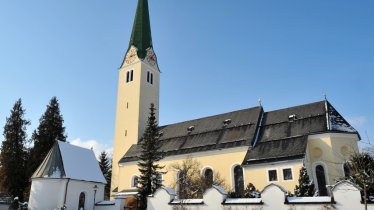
[111,0,360,198]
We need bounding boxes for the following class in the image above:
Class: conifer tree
[0,99,30,200]
[137,103,165,209]
[98,151,112,199]
[28,97,67,177]
[294,166,315,196]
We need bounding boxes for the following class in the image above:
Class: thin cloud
[70,138,113,160]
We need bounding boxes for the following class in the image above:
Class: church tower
[111,0,160,194]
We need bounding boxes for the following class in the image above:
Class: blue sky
[0,0,373,155]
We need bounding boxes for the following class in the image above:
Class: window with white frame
[268,169,278,181]
[282,168,293,180]
[131,176,139,188]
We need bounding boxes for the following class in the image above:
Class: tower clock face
[125,48,137,64]
[146,50,157,66]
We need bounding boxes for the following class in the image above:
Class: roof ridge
[159,106,261,128]
[265,100,325,114]
[261,113,325,126]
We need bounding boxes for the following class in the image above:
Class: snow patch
[96,200,115,205]
[213,185,227,195]
[170,199,204,204]
[287,196,331,203]
[48,167,62,178]
[329,110,356,132]
[58,141,107,183]
[224,198,262,204]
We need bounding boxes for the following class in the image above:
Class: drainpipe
[63,178,70,207]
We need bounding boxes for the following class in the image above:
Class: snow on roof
[224,198,262,204]
[287,196,332,203]
[96,200,115,205]
[212,185,227,195]
[32,141,106,184]
[58,141,106,183]
[162,187,176,196]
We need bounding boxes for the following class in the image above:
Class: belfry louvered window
[147,71,153,84]
[126,70,134,83]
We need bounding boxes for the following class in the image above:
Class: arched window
[316,165,328,196]
[177,170,187,198]
[78,192,85,210]
[234,165,244,196]
[131,176,139,188]
[203,168,213,185]
[343,162,351,178]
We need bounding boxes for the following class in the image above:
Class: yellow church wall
[305,133,359,186]
[243,160,303,192]
[116,133,358,196]
[118,147,249,192]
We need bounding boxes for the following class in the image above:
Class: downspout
[63,178,70,206]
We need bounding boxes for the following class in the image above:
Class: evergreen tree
[294,166,315,197]
[28,97,67,177]
[137,104,165,209]
[98,151,112,200]
[0,99,30,200]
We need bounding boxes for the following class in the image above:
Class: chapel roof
[32,141,107,183]
[119,100,359,164]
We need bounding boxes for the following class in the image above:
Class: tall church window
[316,165,328,196]
[343,162,351,178]
[177,170,187,198]
[150,73,153,84]
[203,168,213,185]
[78,192,85,210]
[234,165,244,196]
[130,70,134,81]
[126,71,130,83]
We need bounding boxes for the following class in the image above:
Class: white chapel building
[29,141,107,210]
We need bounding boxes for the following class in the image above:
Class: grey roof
[120,101,359,164]
[243,101,358,164]
[120,107,263,162]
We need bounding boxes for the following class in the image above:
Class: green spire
[128,0,153,59]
